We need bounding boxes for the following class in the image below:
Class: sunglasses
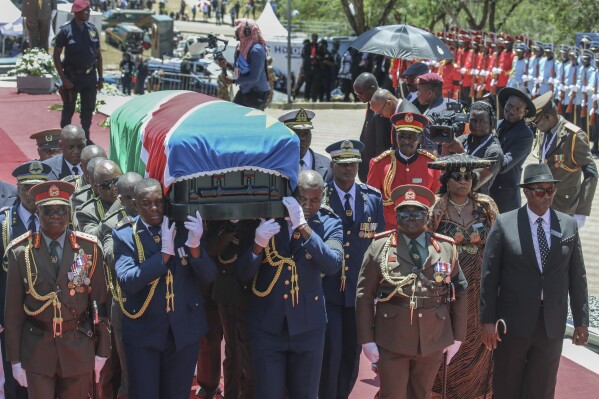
[397,211,427,221]
[99,177,119,190]
[526,187,557,197]
[41,207,69,216]
[449,172,473,182]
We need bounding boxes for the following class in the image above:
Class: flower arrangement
[9,48,58,78]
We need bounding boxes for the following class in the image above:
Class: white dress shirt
[333,182,356,220]
[17,204,39,231]
[526,205,551,273]
[64,159,83,176]
[300,150,314,171]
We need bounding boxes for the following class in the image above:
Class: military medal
[305,252,312,260]
[358,231,364,238]
[178,247,188,265]
[76,286,85,293]
[553,154,564,169]
[153,235,161,243]
[70,289,75,296]
[433,262,450,283]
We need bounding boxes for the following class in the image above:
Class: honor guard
[4,180,111,399]
[75,160,122,235]
[98,172,142,399]
[319,140,385,399]
[356,184,468,399]
[52,0,103,143]
[367,112,441,231]
[112,178,217,399]
[0,161,52,399]
[30,129,62,161]
[239,170,343,399]
[532,92,598,228]
[278,108,333,183]
[508,42,529,89]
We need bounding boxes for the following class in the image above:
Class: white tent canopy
[0,17,23,36]
[256,1,287,38]
[0,0,21,24]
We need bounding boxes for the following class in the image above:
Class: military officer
[98,172,142,399]
[113,178,217,399]
[278,108,333,183]
[0,161,52,399]
[367,112,441,231]
[52,0,103,144]
[43,125,86,180]
[72,155,106,213]
[0,181,17,210]
[319,140,385,399]
[30,129,62,161]
[4,180,110,398]
[239,170,344,399]
[356,184,467,399]
[532,92,598,228]
[75,159,122,235]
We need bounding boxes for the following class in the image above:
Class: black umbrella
[350,24,453,61]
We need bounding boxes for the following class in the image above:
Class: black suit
[310,149,333,183]
[43,154,78,180]
[359,108,394,182]
[480,206,588,399]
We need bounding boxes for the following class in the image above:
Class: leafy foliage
[9,48,58,78]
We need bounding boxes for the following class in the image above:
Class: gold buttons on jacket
[283,294,288,299]
[285,280,290,285]
[314,296,319,301]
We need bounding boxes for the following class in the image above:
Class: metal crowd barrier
[146,72,218,96]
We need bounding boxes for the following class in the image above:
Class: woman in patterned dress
[428,154,499,399]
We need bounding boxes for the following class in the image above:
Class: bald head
[94,160,123,204]
[80,145,108,179]
[370,88,398,118]
[117,172,143,215]
[60,125,86,141]
[298,170,324,191]
[353,72,379,103]
[86,156,107,195]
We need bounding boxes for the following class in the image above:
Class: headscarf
[235,18,268,59]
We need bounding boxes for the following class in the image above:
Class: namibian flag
[109,91,300,191]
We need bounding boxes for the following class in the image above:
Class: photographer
[418,73,450,116]
[227,18,270,110]
[441,101,504,195]
[120,52,135,95]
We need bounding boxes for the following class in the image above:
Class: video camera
[428,101,469,143]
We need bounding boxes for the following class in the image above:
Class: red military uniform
[461,48,476,90]
[474,47,488,97]
[453,46,465,97]
[367,149,441,231]
[497,48,514,88]
[438,59,456,98]
[485,49,499,93]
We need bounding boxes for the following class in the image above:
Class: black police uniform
[54,19,101,140]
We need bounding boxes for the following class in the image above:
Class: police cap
[12,161,52,185]
[278,108,315,130]
[325,140,364,163]
[29,181,75,206]
[30,129,61,150]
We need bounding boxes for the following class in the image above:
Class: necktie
[300,160,306,171]
[149,225,161,244]
[72,166,79,175]
[410,239,422,269]
[536,218,549,271]
[28,214,36,233]
[49,240,60,275]
[344,193,353,225]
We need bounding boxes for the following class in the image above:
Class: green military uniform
[356,230,468,399]
[75,195,113,236]
[70,182,93,229]
[4,228,111,399]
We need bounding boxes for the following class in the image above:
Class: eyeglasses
[526,187,557,197]
[99,177,119,190]
[449,172,473,182]
[41,207,69,216]
[397,210,427,220]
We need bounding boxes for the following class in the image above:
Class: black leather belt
[386,295,447,309]
[27,316,81,333]
[66,67,94,75]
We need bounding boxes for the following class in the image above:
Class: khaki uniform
[537,115,598,215]
[75,196,113,236]
[356,231,468,399]
[5,230,110,399]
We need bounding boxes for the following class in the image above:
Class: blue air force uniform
[319,140,386,399]
[113,217,217,399]
[239,210,343,399]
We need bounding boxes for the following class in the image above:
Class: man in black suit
[278,108,333,183]
[43,125,87,180]
[480,163,589,399]
[490,87,536,213]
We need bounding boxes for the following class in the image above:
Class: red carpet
[0,87,110,181]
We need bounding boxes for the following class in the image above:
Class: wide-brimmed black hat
[519,163,560,186]
[428,154,495,171]
[497,87,536,118]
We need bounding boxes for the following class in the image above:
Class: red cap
[417,72,443,84]
[390,112,431,134]
[29,181,75,206]
[72,0,90,13]
[391,184,436,210]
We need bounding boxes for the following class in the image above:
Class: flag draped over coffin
[109,90,300,191]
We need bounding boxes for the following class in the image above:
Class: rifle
[549,61,556,94]
[533,56,541,96]
[581,67,588,119]
[490,50,500,95]
[566,64,577,115]
[557,62,566,114]
[475,51,486,99]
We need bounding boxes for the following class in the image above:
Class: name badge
[412,178,423,184]
[550,229,562,238]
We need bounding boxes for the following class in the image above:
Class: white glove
[282,197,307,229]
[444,340,462,364]
[362,342,379,363]
[460,67,467,75]
[94,356,107,383]
[160,216,176,256]
[184,211,203,248]
[12,363,27,387]
[254,219,281,248]
[573,214,586,229]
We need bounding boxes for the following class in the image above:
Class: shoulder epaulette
[431,232,455,244]
[103,206,125,222]
[563,121,583,134]
[359,182,382,196]
[115,215,135,229]
[374,229,394,239]
[319,204,339,218]
[79,195,97,209]
[7,230,32,250]
[372,150,394,163]
[417,149,437,160]
[75,231,98,243]
[61,175,79,184]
